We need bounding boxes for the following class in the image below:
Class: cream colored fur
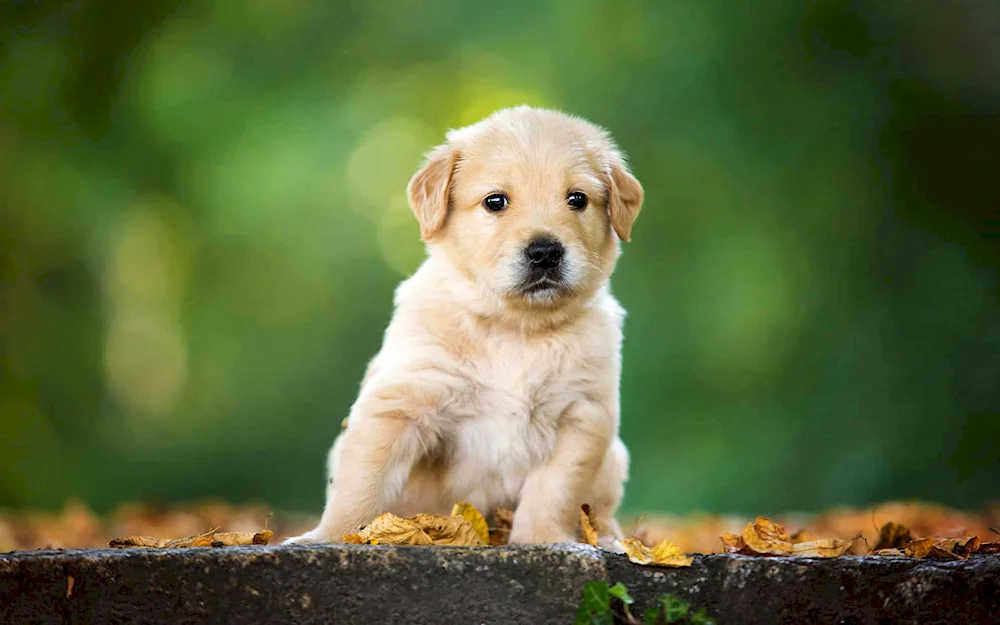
[286,106,643,549]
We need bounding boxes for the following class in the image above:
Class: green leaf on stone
[575,580,613,625]
[689,607,715,625]
[643,606,662,624]
[660,594,691,624]
[608,581,634,605]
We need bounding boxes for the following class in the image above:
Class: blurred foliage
[1,0,998,516]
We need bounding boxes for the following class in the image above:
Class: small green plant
[575,580,715,625]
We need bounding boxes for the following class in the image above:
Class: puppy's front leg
[509,401,614,544]
[285,387,435,544]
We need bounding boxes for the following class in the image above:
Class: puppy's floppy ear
[607,159,644,242]
[407,143,459,241]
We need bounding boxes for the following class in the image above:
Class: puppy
[286,106,643,549]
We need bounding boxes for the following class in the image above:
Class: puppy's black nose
[525,237,564,269]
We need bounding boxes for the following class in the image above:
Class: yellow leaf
[621,537,693,567]
[450,502,490,545]
[358,513,433,545]
[789,528,815,544]
[412,513,484,546]
[791,537,855,558]
[580,504,599,547]
[720,532,746,554]
[343,533,363,544]
[741,517,793,556]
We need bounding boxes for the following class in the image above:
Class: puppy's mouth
[518,269,568,295]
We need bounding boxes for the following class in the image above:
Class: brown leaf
[162,528,224,548]
[450,502,490,545]
[791,537,855,558]
[927,545,961,560]
[874,548,906,556]
[490,508,514,546]
[903,537,935,558]
[977,541,1000,554]
[741,517,793,556]
[412,513,484,546]
[934,536,979,558]
[213,530,273,546]
[873,522,912,551]
[720,532,748,554]
[358,513,433,545]
[621,537,693,567]
[109,535,170,548]
[580,504,599,547]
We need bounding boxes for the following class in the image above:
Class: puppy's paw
[282,528,340,546]
[508,523,576,545]
[598,535,625,554]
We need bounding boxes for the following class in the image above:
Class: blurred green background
[1,0,998,518]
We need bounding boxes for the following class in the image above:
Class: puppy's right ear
[407,144,458,241]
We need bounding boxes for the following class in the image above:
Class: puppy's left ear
[407,144,459,241]
[607,160,644,242]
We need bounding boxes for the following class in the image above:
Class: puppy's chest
[446,338,573,470]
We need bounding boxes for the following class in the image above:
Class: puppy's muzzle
[521,237,566,293]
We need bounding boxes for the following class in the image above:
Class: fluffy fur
[286,106,643,549]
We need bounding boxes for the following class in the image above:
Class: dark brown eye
[568,192,588,210]
[483,193,508,212]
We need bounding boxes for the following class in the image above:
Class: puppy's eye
[567,192,588,210]
[483,193,508,212]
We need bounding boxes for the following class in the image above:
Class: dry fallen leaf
[977,541,1000,554]
[904,537,935,558]
[109,528,272,548]
[873,522,912,551]
[451,502,490,545]
[789,528,815,544]
[621,537,693,567]
[934,536,980,558]
[741,517,793,556]
[490,507,514,546]
[109,535,170,548]
[412,513,484,546]
[720,532,747,554]
[580,504,599,547]
[874,548,906,556]
[722,519,853,558]
[358,513,433,546]
[351,507,487,547]
[791,537,855,558]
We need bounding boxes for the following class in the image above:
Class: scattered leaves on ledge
[345,503,488,546]
[109,528,273,548]
[721,517,854,557]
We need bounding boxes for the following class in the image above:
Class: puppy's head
[407,106,643,310]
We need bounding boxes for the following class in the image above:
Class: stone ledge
[2,546,997,624]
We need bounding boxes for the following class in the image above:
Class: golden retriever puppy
[286,105,643,549]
